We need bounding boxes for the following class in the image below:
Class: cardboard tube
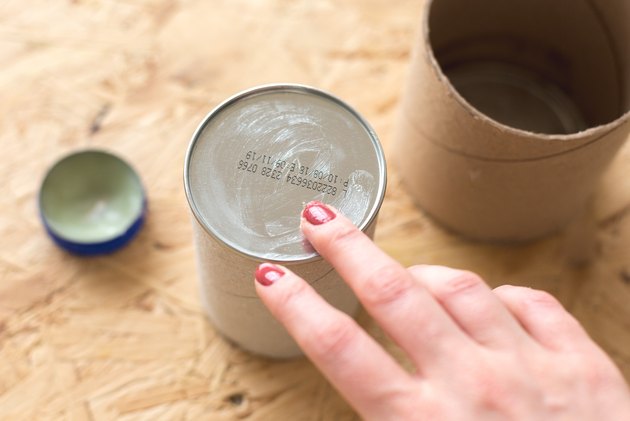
[184,85,386,358]
[192,218,369,358]
[395,0,630,241]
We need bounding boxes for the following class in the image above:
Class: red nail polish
[255,263,285,286]
[302,201,336,225]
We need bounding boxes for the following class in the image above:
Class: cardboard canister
[395,0,630,241]
[184,84,386,358]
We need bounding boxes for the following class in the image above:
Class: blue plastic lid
[39,150,146,255]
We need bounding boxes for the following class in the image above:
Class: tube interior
[428,0,628,134]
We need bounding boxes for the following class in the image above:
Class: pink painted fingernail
[302,201,336,225]
[255,263,285,286]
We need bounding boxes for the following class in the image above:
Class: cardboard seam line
[405,112,624,163]
[205,266,337,299]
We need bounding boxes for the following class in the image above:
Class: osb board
[0,0,629,419]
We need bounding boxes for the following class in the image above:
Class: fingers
[300,202,473,367]
[493,285,592,352]
[254,263,414,417]
[408,265,532,348]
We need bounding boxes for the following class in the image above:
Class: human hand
[254,201,630,420]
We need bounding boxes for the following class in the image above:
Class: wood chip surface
[1,0,629,419]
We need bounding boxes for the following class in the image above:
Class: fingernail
[255,263,285,286]
[302,201,336,225]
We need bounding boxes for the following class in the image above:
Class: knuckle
[406,264,430,278]
[520,289,572,317]
[439,270,485,298]
[313,222,363,255]
[327,223,364,250]
[303,315,359,359]
[361,264,413,307]
[465,359,529,412]
[385,387,426,419]
[494,285,565,312]
[493,284,524,295]
[526,289,561,306]
[474,377,513,411]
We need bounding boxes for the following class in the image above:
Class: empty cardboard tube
[395,0,630,241]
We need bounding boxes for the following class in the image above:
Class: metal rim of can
[183,83,387,264]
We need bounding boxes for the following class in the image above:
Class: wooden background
[1,0,629,419]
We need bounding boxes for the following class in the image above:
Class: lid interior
[40,150,144,244]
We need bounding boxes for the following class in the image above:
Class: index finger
[301,201,472,368]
